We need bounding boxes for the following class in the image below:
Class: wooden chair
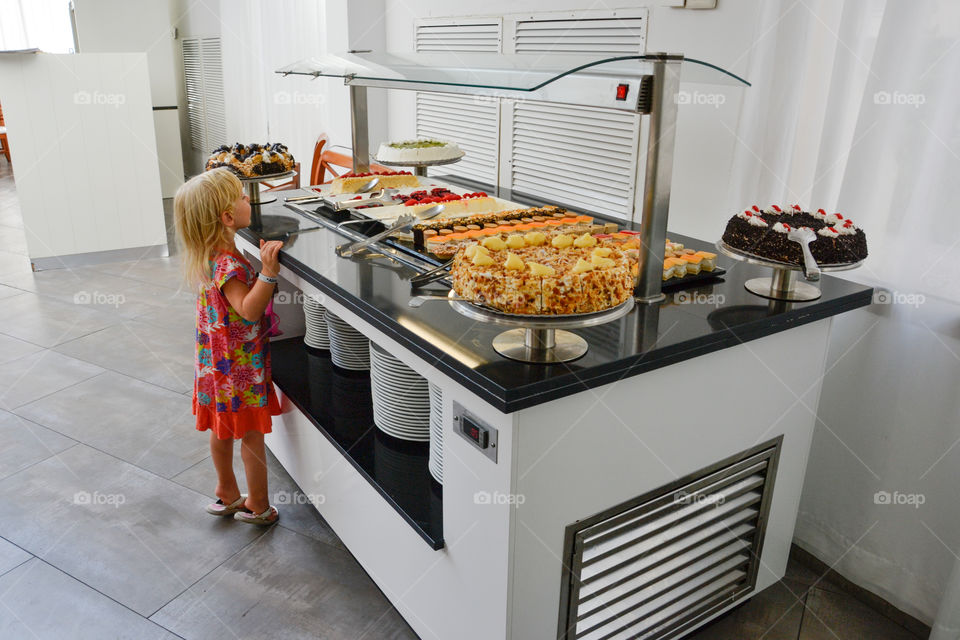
[0,103,9,163]
[262,134,388,191]
[312,134,388,185]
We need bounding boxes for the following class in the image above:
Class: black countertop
[242,178,874,414]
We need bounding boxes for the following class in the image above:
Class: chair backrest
[0,102,5,126]
[310,134,388,185]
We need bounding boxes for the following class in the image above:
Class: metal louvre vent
[511,101,640,220]
[414,21,501,52]
[182,36,225,152]
[415,20,501,186]
[558,439,781,640]
[514,16,647,55]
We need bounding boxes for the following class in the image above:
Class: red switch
[616,83,629,101]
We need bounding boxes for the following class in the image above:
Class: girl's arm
[221,240,283,322]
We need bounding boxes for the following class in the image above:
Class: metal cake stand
[374,153,465,177]
[239,170,298,236]
[716,240,864,301]
[447,291,635,364]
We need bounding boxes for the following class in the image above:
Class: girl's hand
[259,239,283,277]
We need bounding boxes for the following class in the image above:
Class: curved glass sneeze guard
[275,52,751,91]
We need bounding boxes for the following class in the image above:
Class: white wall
[382,0,758,234]
[217,0,389,182]
[73,0,186,197]
[0,53,167,261]
[171,0,221,176]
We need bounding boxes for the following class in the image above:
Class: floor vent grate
[558,437,782,640]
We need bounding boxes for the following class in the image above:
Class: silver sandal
[234,505,279,525]
[206,494,247,516]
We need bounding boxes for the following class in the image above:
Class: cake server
[284,177,381,204]
[333,188,398,210]
[787,227,821,281]
[336,204,445,258]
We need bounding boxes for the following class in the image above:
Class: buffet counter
[235,183,872,640]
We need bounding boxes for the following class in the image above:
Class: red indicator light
[616,84,629,101]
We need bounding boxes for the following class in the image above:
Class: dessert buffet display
[330,170,420,195]
[205,142,295,177]
[376,139,464,164]
[719,204,868,301]
[722,205,868,265]
[450,235,635,315]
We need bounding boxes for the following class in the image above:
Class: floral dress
[193,249,281,439]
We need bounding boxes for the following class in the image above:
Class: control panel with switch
[453,403,498,463]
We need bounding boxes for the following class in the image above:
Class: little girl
[174,167,284,525]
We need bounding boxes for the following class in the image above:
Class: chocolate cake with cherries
[722,205,868,265]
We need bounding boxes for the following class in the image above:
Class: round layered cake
[205,142,295,178]
[450,234,635,315]
[722,205,868,265]
[376,139,463,163]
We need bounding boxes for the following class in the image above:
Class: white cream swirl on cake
[376,139,463,163]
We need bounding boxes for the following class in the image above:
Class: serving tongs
[409,259,453,288]
[336,204,445,259]
[787,227,821,281]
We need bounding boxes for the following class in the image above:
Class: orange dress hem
[193,389,282,440]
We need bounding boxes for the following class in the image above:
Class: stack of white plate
[303,296,330,350]
[428,383,443,484]
[325,311,370,371]
[370,342,430,441]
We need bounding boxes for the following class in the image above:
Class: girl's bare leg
[210,431,241,503]
[241,431,272,515]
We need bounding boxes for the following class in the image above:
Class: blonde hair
[174,168,243,289]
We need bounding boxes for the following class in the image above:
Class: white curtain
[0,0,74,53]
[726,0,960,632]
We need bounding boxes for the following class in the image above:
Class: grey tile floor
[0,161,929,639]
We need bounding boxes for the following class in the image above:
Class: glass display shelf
[275,51,750,92]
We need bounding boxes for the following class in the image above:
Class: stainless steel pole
[349,84,370,173]
[635,53,683,304]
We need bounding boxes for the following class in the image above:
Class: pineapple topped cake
[449,234,636,315]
